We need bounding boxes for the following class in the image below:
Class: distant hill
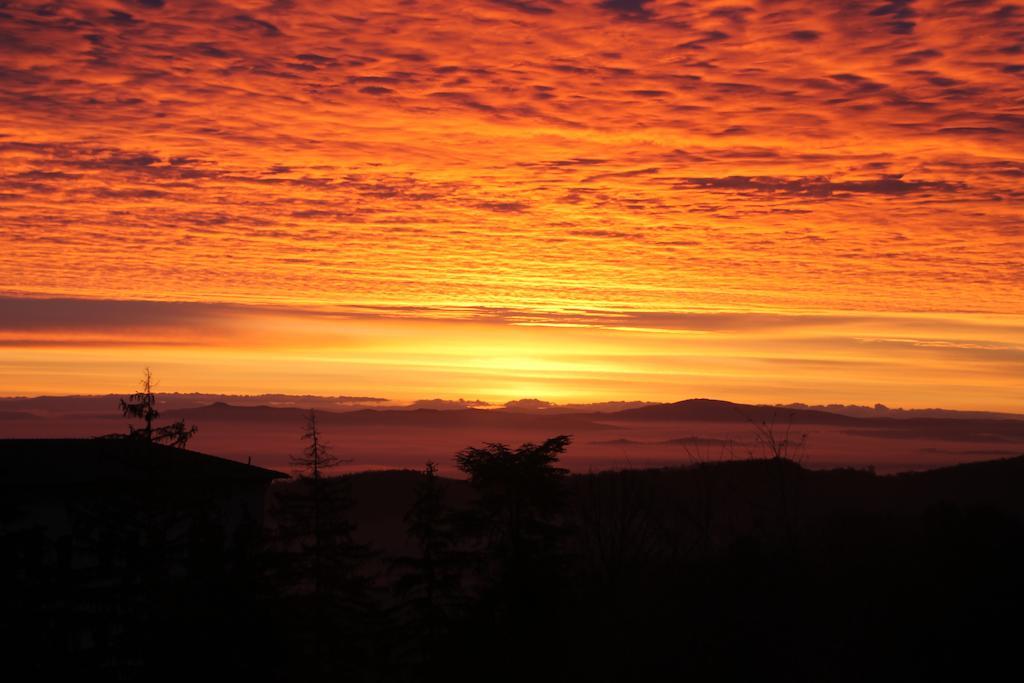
[163,402,614,430]
[499,399,661,413]
[5,396,1023,466]
[776,401,1024,422]
[0,392,387,416]
[602,398,860,425]
[4,393,1021,422]
[599,398,1024,443]
[155,397,1024,444]
[164,397,860,430]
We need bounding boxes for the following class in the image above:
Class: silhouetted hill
[0,394,127,416]
[156,399,1024,458]
[889,453,1024,510]
[164,401,310,423]
[0,392,387,416]
[777,402,1024,421]
[602,398,862,424]
[600,398,1024,442]
[499,399,661,413]
[165,402,613,430]
[6,392,1022,422]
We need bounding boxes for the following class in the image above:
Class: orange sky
[0,1,1021,410]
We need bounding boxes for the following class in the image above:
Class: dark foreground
[3,437,1023,682]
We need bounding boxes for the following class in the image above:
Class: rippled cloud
[0,1,1021,406]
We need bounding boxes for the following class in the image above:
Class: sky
[0,0,1022,410]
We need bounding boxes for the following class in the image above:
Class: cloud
[0,0,1020,407]
[596,0,655,21]
[228,14,282,38]
[0,297,238,334]
[675,175,963,197]
[403,398,492,410]
[786,30,821,42]
[12,296,1001,346]
[476,201,529,213]
[504,398,555,410]
[490,0,556,15]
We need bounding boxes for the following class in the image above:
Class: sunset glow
[1,1,1022,409]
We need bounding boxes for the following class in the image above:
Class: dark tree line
[266,410,374,680]
[263,422,577,682]
[5,387,1024,682]
[258,427,1024,683]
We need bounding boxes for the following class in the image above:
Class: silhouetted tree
[454,436,572,675]
[456,435,571,567]
[391,462,464,675]
[119,368,197,448]
[269,410,371,679]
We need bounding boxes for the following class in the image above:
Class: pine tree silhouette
[268,410,371,679]
[118,368,197,448]
[391,462,465,676]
